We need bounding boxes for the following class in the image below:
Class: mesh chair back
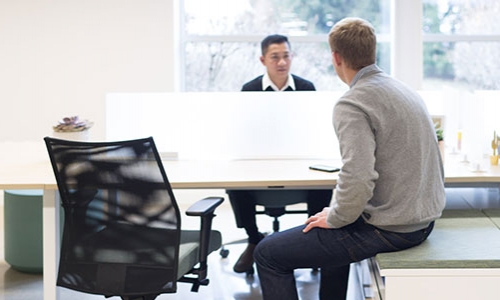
[44,136,181,296]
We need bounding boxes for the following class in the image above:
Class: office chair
[253,190,309,232]
[44,136,223,300]
[219,190,309,269]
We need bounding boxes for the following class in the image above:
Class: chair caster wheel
[220,248,229,258]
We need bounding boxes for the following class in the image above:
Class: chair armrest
[185,197,224,217]
[183,196,224,285]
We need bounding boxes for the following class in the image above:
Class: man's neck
[343,68,358,86]
[270,75,289,90]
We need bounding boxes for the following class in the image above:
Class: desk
[1,142,499,299]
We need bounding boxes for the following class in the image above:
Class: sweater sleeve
[327,99,379,228]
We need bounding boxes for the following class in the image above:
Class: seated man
[254,18,446,300]
[227,34,333,274]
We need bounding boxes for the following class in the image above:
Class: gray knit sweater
[327,64,445,233]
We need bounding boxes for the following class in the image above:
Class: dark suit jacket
[241,74,316,91]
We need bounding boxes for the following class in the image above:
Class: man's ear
[259,56,265,66]
[332,51,342,66]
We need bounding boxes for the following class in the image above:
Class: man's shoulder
[291,74,316,91]
[241,75,264,91]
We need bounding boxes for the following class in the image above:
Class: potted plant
[435,127,443,142]
[52,116,93,141]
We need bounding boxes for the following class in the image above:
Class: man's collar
[349,64,382,88]
[262,73,295,91]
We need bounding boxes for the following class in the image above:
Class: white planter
[52,130,90,141]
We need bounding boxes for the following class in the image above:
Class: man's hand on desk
[303,207,332,233]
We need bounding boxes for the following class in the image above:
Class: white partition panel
[107,90,498,161]
[106,92,342,160]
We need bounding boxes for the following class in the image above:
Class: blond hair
[328,17,376,70]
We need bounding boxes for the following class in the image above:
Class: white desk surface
[0,141,499,300]
[1,157,499,191]
[0,142,498,190]
[0,158,340,190]
[0,142,341,190]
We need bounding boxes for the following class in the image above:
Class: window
[422,0,500,90]
[181,0,500,92]
[181,0,391,92]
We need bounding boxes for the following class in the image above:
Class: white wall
[0,0,175,142]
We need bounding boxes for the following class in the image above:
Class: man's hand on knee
[303,207,332,233]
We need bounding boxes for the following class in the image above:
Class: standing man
[227,34,333,274]
[254,18,446,299]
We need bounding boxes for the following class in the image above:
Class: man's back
[332,65,445,232]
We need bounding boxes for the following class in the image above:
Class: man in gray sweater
[254,17,446,300]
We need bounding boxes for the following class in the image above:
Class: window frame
[180,0,500,91]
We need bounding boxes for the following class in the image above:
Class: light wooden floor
[3,187,497,300]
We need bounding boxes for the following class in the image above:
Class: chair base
[119,295,158,300]
[178,276,209,292]
[255,207,308,232]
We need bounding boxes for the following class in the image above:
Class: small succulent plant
[53,116,93,132]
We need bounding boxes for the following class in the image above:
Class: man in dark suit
[228,34,333,274]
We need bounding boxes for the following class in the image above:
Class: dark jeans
[254,217,434,300]
[226,190,333,244]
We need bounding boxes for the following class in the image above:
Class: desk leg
[43,189,60,300]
